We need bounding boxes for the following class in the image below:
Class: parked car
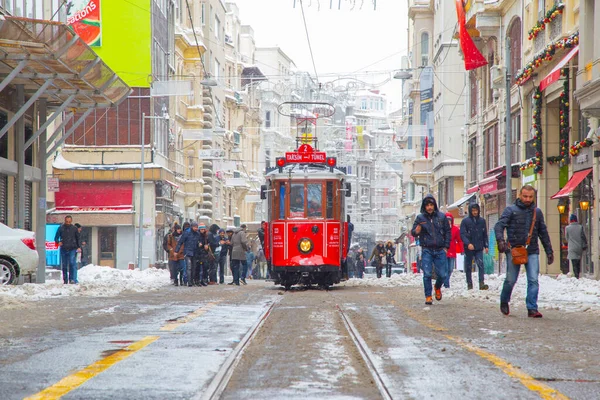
[0,223,39,285]
[364,263,406,276]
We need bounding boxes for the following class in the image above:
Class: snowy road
[1,267,600,399]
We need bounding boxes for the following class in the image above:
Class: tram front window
[307,183,323,217]
[290,184,305,217]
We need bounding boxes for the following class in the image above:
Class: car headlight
[298,238,313,254]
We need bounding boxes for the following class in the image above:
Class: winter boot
[434,286,442,301]
[425,296,433,305]
[528,309,543,318]
[467,282,473,290]
[174,279,179,286]
[500,302,510,316]
[479,282,489,290]
[179,276,184,286]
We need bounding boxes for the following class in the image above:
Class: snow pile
[0,265,170,305]
[343,272,600,313]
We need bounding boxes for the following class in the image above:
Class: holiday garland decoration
[523,87,544,174]
[515,31,579,86]
[528,3,565,40]
[547,69,570,165]
[570,138,594,156]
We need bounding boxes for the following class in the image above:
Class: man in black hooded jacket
[460,203,489,290]
[411,194,451,305]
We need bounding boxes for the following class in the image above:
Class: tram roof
[265,163,347,179]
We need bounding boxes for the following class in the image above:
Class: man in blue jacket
[176,222,202,287]
[495,185,554,318]
[460,203,489,290]
[411,194,451,305]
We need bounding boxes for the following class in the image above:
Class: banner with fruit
[67,0,102,47]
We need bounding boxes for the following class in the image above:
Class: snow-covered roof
[53,154,162,170]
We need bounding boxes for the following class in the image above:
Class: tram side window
[307,183,323,217]
[279,182,287,219]
[290,183,305,217]
[326,181,333,219]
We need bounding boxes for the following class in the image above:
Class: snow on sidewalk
[343,272,600,313]
[0,265,170,307]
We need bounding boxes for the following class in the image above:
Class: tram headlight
[298,238,313,254]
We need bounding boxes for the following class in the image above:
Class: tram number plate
[285,152,327,163]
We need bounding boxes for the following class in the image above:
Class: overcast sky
[232,0,409,111]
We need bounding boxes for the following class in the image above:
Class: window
[486,38,496,106]
[579,112,590,142]
[265,111,271,128]
[25,126,33,166]
[201,3,205,25]
[290,183,305,217]
[214,59,220,79]
[468,138,477,184]
[214,15,220,40]
[421,32,430,66]
[307,183,323,218]
[484,124,499,171]
[361,99,367,110]
[0,112,7,159]
[326,182,333,219]
[537,0,545,18]
[469,70,478,118]
[511,112,522,162]
[508,18,522,85]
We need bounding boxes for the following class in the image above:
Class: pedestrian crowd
[411,185,557,318]
[166,221,268,287]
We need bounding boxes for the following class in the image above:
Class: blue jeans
[231,259,242,284]
[421,248,447,297]
[444,257,455,288]
[218,257,227,283]
[176,259,186,283]
[241,260,248,279]
[501,253,540,310]
[60,248,78,283]
[464,250,485,285]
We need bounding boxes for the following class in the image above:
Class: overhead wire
[299,0,320,83]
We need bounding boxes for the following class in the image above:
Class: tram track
[196,299,279,400]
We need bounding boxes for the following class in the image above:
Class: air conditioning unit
[491,65,505,89]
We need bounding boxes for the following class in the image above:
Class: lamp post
[138,109,169,270]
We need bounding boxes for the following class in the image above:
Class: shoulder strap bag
[509,210,536,265]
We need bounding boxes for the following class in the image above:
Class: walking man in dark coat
[495,185,554,318]
[459,203,489,290]
[411,194,450,305]
[565,214,587,278]
[54,215,81,284]
[176,222,201,287]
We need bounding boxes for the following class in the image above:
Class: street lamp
[557,198,568,214]
[138,107,169,270]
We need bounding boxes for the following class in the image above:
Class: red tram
[261,143,351,289]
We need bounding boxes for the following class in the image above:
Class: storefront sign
[47,177,59,192]
[55,182,133,212]
[522,168,537,185]
[67,0,102,47]
[285,151,326,163]
[479,180,498,195]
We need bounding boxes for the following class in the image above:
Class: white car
[0,223,39,285]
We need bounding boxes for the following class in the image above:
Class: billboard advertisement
[67,0,102,47]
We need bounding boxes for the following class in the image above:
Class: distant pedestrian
[206,224,220,284]
[495,185,554,318]
[459,204,489,290]
[167,224,186,286]
[54,215,81,284]
[411,194,450,305]
[217,228,231,284]
[565,214,587,279]
[444,213,463,288]
[197,224,210,286]
[230,225,249,285]
[176,222,201,287]
[246,249,255,279]
[74,223,89,269]
[355,248,365,278]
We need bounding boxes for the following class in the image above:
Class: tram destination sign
[285,151,327,163]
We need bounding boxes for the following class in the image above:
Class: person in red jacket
[444,212,464,288]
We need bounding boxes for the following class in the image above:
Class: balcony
[408,0,432,19]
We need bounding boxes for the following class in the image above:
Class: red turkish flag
[455,0,488,71]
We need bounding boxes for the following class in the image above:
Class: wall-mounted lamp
[557,198,568,214]
[579,197,590,211]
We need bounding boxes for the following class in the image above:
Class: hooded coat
[231,228,249,261]
[565,222,587,260]
[460,204,489,252]
[411,194,451,249]
[445,213,464,258]
[176,228,201,257]
[494,198,553,255]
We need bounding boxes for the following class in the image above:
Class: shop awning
[478,173,503,195]
[539,46,579,91]
[551,168,592,199]
[466,185,479,194]
[447,193,476,210]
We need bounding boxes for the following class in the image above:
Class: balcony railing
[549,13,563,41]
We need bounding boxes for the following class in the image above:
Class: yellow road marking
[24,336,159,400]
[447,335,569,400]
[160,301,221,331]
[391,301,569,399]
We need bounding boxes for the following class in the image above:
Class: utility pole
[505,36,512,206]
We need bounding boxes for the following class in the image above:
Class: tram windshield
[307,183,322,217]
[273,180,339,220]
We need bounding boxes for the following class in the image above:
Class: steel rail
[196,300,278,400]
[336,304,393,400]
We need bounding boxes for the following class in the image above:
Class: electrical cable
[299,0,319,83]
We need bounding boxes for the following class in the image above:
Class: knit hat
[198,224,207,229]
[570,214,578,222]
[173,224,181,231]
[191,222,198,228]
[218,228,225,234]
